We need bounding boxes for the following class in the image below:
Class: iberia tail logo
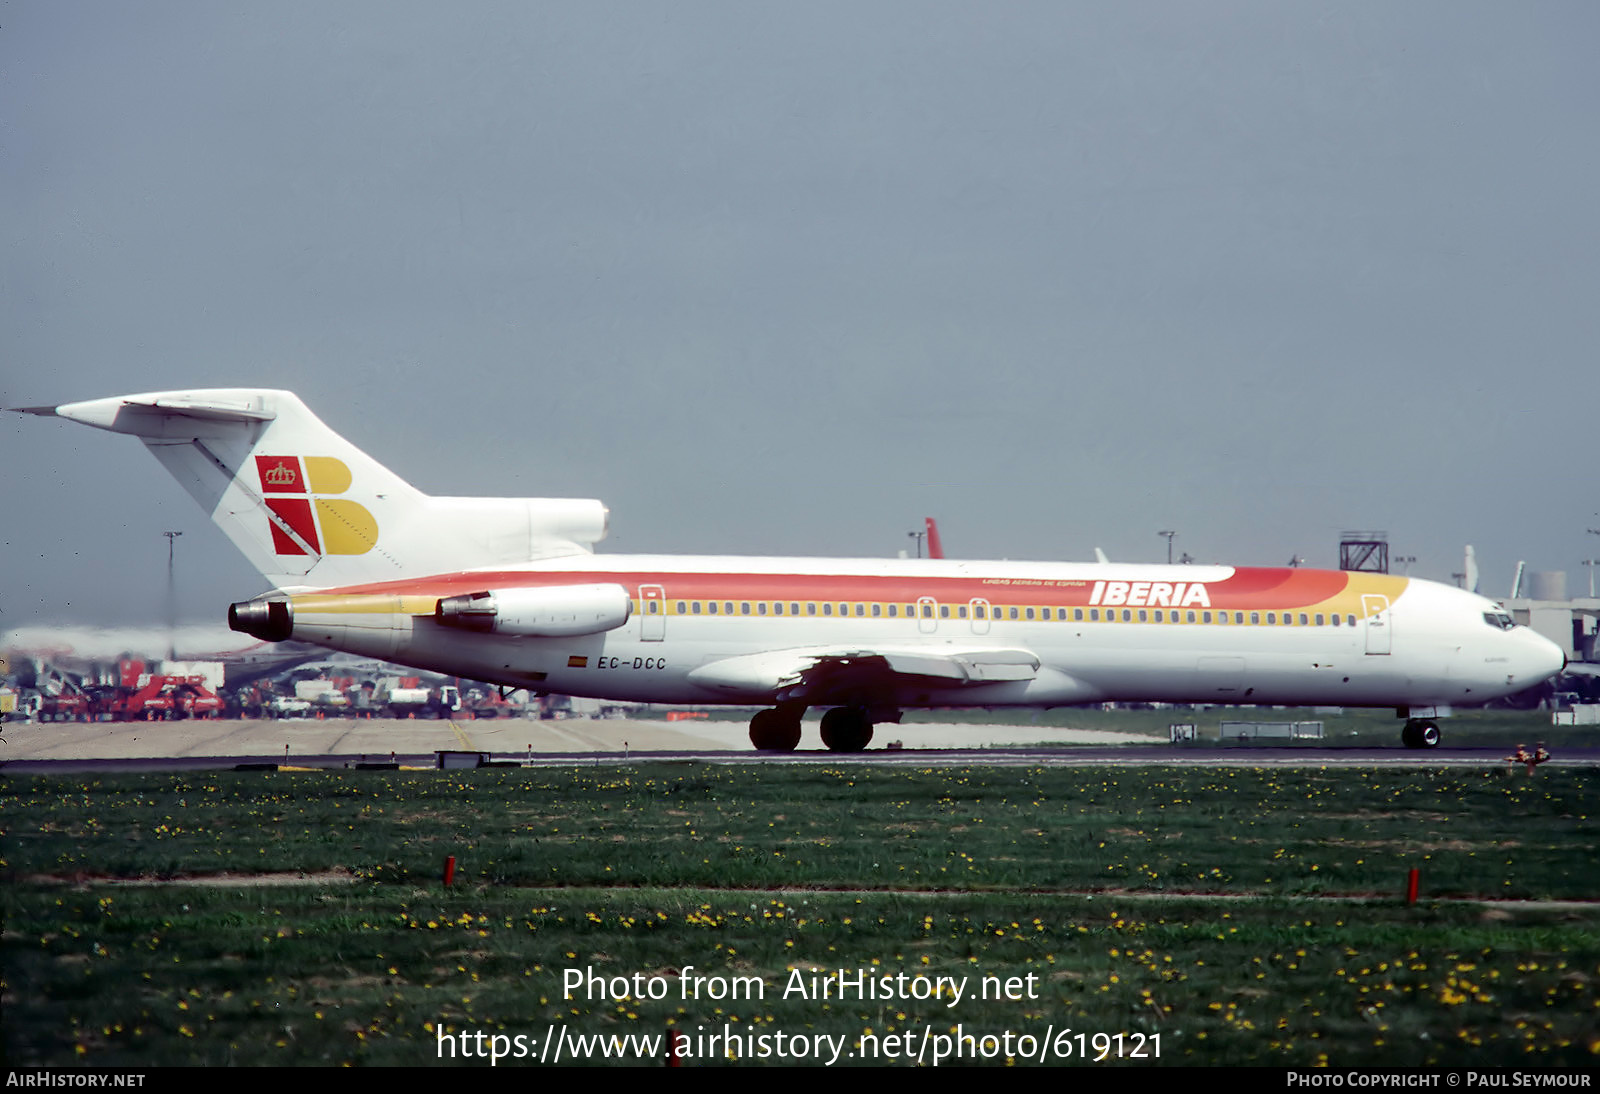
[254,456,378,556]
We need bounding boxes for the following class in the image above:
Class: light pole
[908,529,926,559]
[164,531,182,661]
[1158,530,1176,565]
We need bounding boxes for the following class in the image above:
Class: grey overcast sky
[4,2,1598,629]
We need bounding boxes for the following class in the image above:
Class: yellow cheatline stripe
[639,589,1408,624]
[291,593,438,616]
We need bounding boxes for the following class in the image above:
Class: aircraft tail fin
[31,389,608,591]
[924,517,944,560]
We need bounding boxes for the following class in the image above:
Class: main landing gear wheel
[820,707,873,752]
[1401,719,1441,749]
[749,708,802,752]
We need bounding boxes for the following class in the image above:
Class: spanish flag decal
[568,655,589,668]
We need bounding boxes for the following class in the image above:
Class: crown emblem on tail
[263,461,297,486]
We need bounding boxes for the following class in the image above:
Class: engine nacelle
[435,583,632,637]
[229,598,294,641]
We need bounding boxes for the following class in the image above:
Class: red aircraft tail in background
[925,517,944,560]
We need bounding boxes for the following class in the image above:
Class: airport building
[1502,570,1600,690]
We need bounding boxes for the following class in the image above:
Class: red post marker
[444,855,456,887]
[666,1028,681,1067]
[1406,867,1419,904]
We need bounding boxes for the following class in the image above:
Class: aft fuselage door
[917,596,938,635]
[1361,594,1391,655]
[639,584,666,641]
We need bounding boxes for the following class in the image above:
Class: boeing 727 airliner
[19,389,1565,751]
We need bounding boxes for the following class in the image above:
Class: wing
[687,645,1042,705]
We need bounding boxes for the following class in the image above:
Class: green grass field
[4,760,1597,1066]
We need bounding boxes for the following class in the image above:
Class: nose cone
[1521,630,1567,687]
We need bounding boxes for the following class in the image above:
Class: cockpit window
[1482,611,1515,631]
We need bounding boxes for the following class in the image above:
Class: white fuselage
[278,555,1566,713]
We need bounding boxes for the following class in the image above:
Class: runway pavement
[4,714,1598,774]
[0,714,1160,765]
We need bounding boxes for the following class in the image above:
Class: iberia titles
[1089,580,1210,608]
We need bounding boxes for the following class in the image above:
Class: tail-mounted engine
[228,598,294,641]
[434,583,632,637]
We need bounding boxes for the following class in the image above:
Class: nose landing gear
[1401,719,1441,749]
